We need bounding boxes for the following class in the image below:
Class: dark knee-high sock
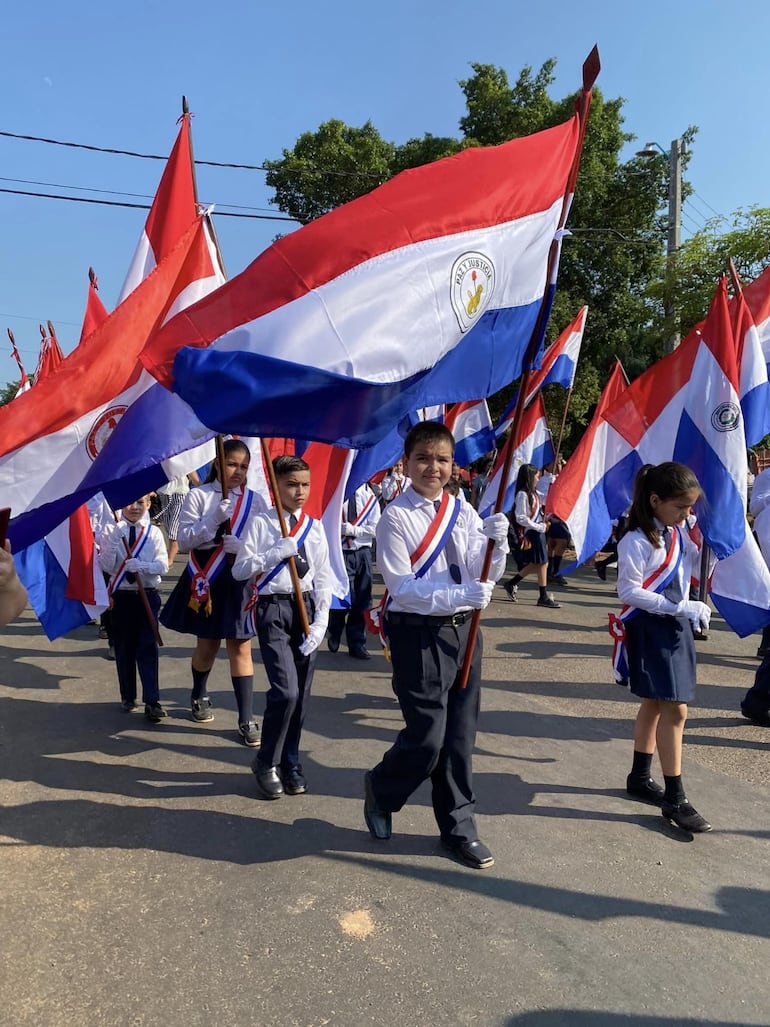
[191,667,211,701]
[551,554,562,575]
[664,774,686,805]
[509,573,523,587]
[232,674,254,725]
[539,585,549,599]
[630,750,653,781]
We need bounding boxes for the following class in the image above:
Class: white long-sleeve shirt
[97,517,168,591]
[341,483,381,551]
[514,490,546,533]
[376,489,507,615]
[617,522,699,616]
[176,483,267,553]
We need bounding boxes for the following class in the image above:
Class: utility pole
[666,138,682,353]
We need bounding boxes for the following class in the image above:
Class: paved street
[1,562,768,1026]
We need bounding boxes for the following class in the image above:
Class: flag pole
[552,386,573,469]
[457,45,600,691]
[259,439,312,636]
[108,505,164,647]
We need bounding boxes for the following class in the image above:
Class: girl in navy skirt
[502,463,561,608]
[617,462,712,832]
[160,439,267,745]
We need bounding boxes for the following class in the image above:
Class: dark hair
[403,421,455,457]
[273,455,310,477]
[627,461,700,547]
[206,439,250,484]
[515,463,538,507]
[443,479,461,496]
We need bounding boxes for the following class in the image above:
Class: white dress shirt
[617,521,698,616]
[514,490,545,532]
[342,483,381,551]
[176,483,267,553]
[98,515,168,591]
[376,489,507,615]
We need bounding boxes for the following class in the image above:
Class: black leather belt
[386,610,473,628]
[259,592,312,601]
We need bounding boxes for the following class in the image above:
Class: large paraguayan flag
[603,278,770,636]
[141,115,582,449]
[547,361,638,569]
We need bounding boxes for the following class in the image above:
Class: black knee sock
[191,667,211,702]
[551,555,562,575]
[539,585,549,599]
[510,573,523,587]
[232,674,254,725]
[630,750,654,780]
[664,774,686,805]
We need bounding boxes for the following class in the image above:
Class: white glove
[454,580,495,610]
[341,522,361,538]
[221,534,241,555]
[124,558,143,573]
[481,513,509,545]
[210,498,235,525]
[263,535,298,570]
[677,599,711,631]
[536,522,547,534]
[299,621,327,656]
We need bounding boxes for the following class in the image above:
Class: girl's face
[218,449,250,491]
[651,488,700,527]
[393,461,403,476]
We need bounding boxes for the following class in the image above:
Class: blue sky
[1,0,767,386]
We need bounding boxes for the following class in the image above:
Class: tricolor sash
[108,524,150,596]
[608,526,683,683]
[187,488,255,615]
[243,512,315,634]
[344,491,379,548]
[367,493,462,656]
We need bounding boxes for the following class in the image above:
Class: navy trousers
[112,589,161,704]
[328,547,373,652]
[369,615,483,844]
[255,594,317,771]
[744,653,770,713]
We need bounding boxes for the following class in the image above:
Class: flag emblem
[450,252,496,331]
[86,405,128,459]
[711,401,740,433]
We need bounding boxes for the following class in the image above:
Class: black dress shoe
[281,767,307,795]
[251,760,284,800]
[349,648,371,660]
[364,771,391,839]
[441,838,495,869]
[327,635,340,653]
[740,702,770,726]
[595,561,607,581]
[661,801,712,833]
[626,773,665,805]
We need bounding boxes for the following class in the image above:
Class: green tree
[0,381,21,407]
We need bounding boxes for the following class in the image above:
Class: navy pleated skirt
[625,611,696,703]
[160,552,253,640]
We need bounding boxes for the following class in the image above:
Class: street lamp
[636,138,683,352]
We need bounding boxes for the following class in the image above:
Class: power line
[0,128,386,180]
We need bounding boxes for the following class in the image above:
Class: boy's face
[123,497,150,523]
[404,439,454,499]
[276,469,311,513]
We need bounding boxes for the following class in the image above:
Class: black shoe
[756,647,770,660]
[281,767,307,796]
[238,721,261,747]
[327,635,341,653]
[363,771,391,840]
[144,702,167,723]
[626,774,665,805]
[191,697,214,723]
[595,561,607,581]
[349,648,371,660]
[251,760,284,799]
[537,594,561,609]
[661,801,712,833]
[121,699,139,712]
[548,574,569,586]
[502,580,518,602]
[740,702,770,726]
[105,646,116,661]
[441,838,495,869]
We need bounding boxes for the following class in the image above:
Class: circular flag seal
[710,401,741,433]
[86,405,128,460]
[450,251,496,333]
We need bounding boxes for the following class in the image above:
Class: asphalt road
[1,561,768,1026]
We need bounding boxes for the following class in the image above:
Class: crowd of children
[11,433,761,861]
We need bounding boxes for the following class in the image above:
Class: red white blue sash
[109,524,150,596]
[187,488,254,615]
[243,512,315,634]
[367,493,462,653]
[344,491,379,548]
[608,526,683,683]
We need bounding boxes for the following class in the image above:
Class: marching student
[160,439,267,745]
[97,496,168,720]
[233,455,334,799]
[501,463,561,608]
[616,461,712,832]
[363,421,509,869]
[380,460,410,506]
[327,480,381,660]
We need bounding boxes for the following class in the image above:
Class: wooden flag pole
[260,439,312,637]
[457,45,600,691]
